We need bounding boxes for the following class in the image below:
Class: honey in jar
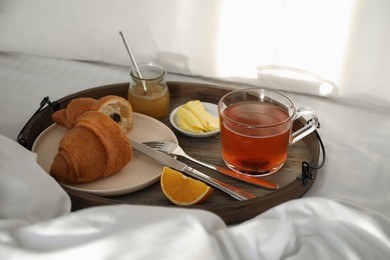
[128,62,170,119]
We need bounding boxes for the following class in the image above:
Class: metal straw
[119,30,147,94]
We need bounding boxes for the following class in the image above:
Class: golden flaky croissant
[49,111,132,184]
[51,95,133,132]
[51,97,97,129]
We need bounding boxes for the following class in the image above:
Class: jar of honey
[128,62,170,119]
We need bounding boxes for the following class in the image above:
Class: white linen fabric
[0,135,71,229]
[215,198,390,260]
[1,0,390,104]
[1,135,390,259]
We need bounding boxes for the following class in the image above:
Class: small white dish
[170,102,220,138]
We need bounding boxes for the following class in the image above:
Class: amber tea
[218,88,319,176]
[220,101,291,174]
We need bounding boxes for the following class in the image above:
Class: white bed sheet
[1,52,390,259]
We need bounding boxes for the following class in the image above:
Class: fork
[144,141,279,190]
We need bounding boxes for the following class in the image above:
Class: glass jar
[128,62,170,119]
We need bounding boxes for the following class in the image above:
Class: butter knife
[132,140,255,201]
[142,141,279,190]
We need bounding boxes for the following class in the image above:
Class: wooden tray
[20,82,321,224]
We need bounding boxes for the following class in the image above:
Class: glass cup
[218,88,319,176]
[128,62,170,119]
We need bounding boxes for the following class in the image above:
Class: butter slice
[177,100,219,133]
[177,106,203,133]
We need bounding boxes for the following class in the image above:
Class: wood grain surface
[21,82,321,224]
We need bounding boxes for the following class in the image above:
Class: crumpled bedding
[1,135,390,260]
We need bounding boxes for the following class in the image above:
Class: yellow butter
[177,106,203,133]
[177,100,219,133]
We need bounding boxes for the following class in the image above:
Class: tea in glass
[218,88,318,176]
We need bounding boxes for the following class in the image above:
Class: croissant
[91,95,133,132]
[51,109,73,129]
[51,96,132,132]
[51,97,97,129]
[66,97,97,127]
[49,111,132,184]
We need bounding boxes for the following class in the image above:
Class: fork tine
[143,141,165,149]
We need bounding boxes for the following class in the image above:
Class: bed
[1,1,390,259]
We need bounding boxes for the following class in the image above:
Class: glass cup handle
[290,107,319,145]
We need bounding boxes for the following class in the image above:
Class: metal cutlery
[131,140,256,201]
[144,141,279,190]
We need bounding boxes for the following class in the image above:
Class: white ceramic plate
[170,102,220,138]
[32,113,178,196]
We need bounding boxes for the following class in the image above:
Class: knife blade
[131,140,255,201]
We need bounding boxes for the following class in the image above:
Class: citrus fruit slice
[160,166,213,206]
